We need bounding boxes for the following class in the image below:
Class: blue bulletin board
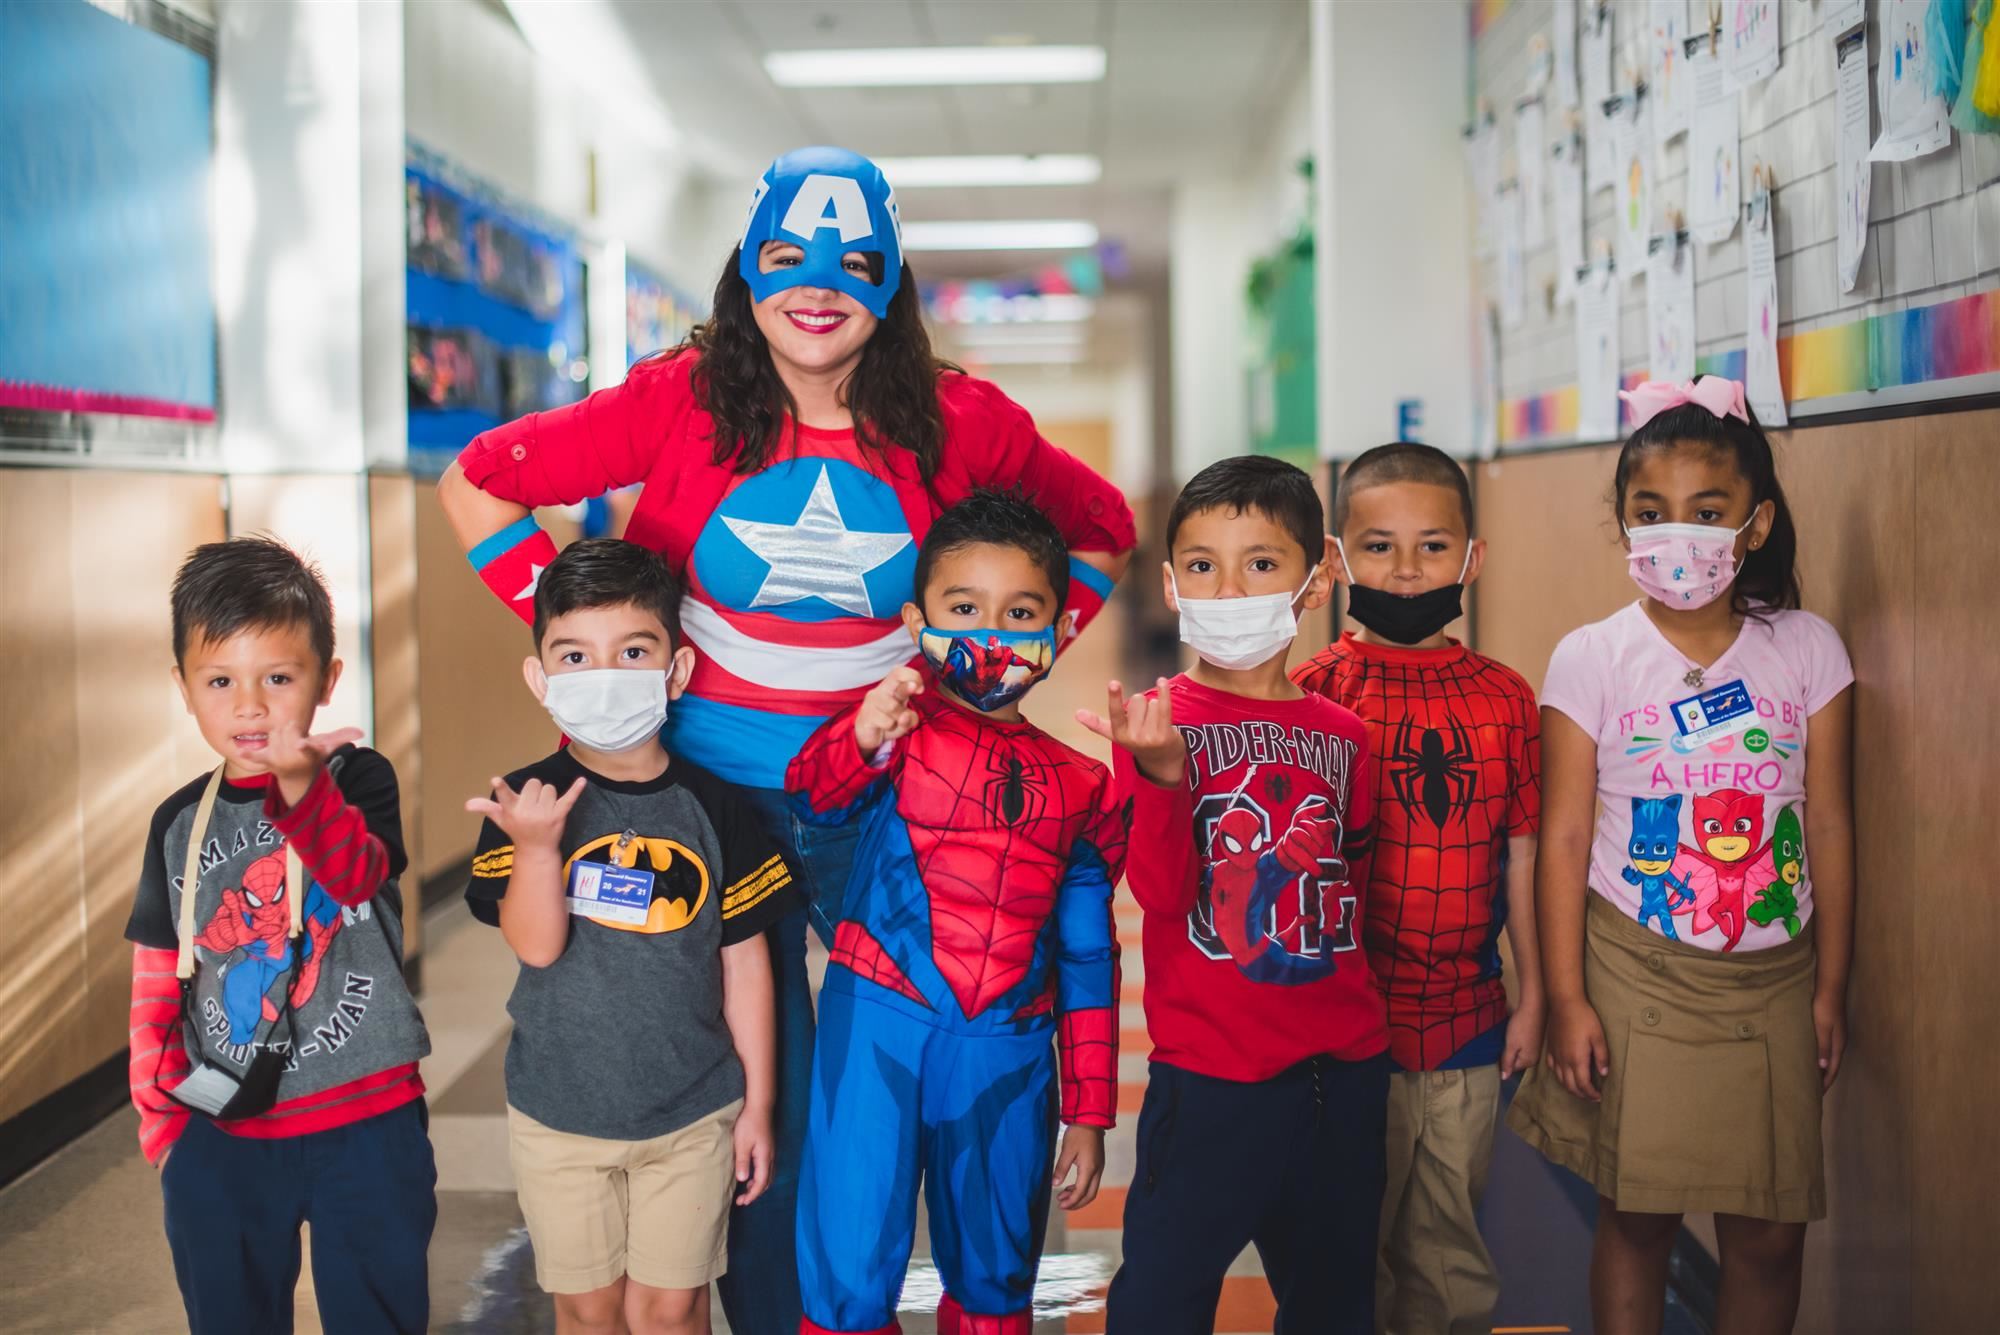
[0,0,214,424]
[404,144,589,477]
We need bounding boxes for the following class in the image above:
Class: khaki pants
[1376,1065,1501,1335]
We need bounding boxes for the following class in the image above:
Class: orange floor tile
[1065,1184,1127,1230]
[1117,1081,1146,1113]
[1062,1275,1278,1334]
[1120,1025,1152,1055]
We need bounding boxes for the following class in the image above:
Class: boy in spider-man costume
[195,845,344,1045]
[787,491,1125,1335]
[1291,445,1542,1335]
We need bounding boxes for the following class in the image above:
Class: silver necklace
[1682,665,1704,688]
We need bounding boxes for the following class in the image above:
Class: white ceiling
[603,0,1309,279]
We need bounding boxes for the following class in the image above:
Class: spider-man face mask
[738,146,903,319]
[918,625,1058,712]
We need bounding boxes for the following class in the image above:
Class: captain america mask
[738,146,903,319]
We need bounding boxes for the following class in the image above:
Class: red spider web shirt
[1292,633,1541,1071]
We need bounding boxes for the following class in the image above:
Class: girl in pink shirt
[1507,378,1855,1335]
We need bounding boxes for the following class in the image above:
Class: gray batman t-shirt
[465,749,798,1141]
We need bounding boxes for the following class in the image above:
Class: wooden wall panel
[0,469,225,1125]
[1468,446,1630,691]
[1909,427,2000,1333]
[1777,423,1918,1333]
[1471,406,2000,1326]
[412,494,567,881]
[0,471,90,1123]
[368,474,424,961]
[69,475,231,1093]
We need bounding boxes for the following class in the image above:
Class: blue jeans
[719,785,860,1335]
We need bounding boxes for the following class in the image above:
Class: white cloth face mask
[540,667,670,753]
[1171,565,1318,672]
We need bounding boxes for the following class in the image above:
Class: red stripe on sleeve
[265,767,390,907]
[129,945,190,1166]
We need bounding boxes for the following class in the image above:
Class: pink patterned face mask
[1622,516,1755,608]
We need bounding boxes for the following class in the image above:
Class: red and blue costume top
[785,689,1128,1128]
[457,351,1135,790]
[1120,674,1387,1082]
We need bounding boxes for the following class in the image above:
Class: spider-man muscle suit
[786,688,1126,1335]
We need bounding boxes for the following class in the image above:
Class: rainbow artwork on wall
[1499,288,2000,448]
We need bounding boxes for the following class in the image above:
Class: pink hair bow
[1618,377,1749,430]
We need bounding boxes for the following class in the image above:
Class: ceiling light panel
[763,45,1106,88]
[900,220,1100,251]
[875,155,1102,188]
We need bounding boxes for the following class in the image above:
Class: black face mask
[1345,581,1464,645]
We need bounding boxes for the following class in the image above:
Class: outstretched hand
[266,723,366,805]
[465,774,587,850]
[855,666,925,756]
[1076,678,1185,787]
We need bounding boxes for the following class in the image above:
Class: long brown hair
[676,247,958,483]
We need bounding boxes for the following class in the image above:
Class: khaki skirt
[1506,894,1824,1222]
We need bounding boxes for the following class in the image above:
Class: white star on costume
[722,465,911,616]
[513,564,544,602]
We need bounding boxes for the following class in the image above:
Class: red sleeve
[784,703,893,820]
[1114,746,1201,918]
[265,766,391,908]
[1507,679,1544,837]
[129,945,189,1166]
[942,375,1136,554]
[456,352,694,507]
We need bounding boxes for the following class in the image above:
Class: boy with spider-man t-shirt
[1291,443,1543,1335]
[786,490,1126,1335]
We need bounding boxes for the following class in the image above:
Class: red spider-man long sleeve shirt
[1119,674,1387,1082]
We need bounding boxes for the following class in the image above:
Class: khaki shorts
[507,1099,742,1293]
[1507,895,1824,1222]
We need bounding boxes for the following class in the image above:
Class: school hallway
[1,884,1694,1335]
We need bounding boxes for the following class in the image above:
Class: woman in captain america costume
[437,146,1136,1333]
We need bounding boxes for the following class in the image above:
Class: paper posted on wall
[1553,129,1587,306]
[1612,92,1654,282]
[1726,0,1781,91]
[1583,4,1615,190]
[1646,233,1696,384]
[1651,0,1693,146]
[1518,97,1549,247]
[1743,193,1787,427]
[1869,0,1953,162]
[1576,259,1623,441]
[1686,35,1741,245]
[1834,23,1872,292]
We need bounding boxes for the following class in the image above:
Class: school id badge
[567,859,655,926]
[1669,678,1757,749]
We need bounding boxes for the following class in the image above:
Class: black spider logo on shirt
[983,748,1049,828]
[1387,716,1479,828]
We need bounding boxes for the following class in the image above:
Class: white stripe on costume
[678,597,916,693]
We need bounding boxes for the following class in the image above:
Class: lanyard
[175,767,303,980]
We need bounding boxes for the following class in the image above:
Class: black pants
[1105,1054,1391,1335]
[161,1099,436,1335]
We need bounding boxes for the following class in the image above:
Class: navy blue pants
[1106,1055,1391,1335]
[159,1099,436,1335]
[724,786,862,1335]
